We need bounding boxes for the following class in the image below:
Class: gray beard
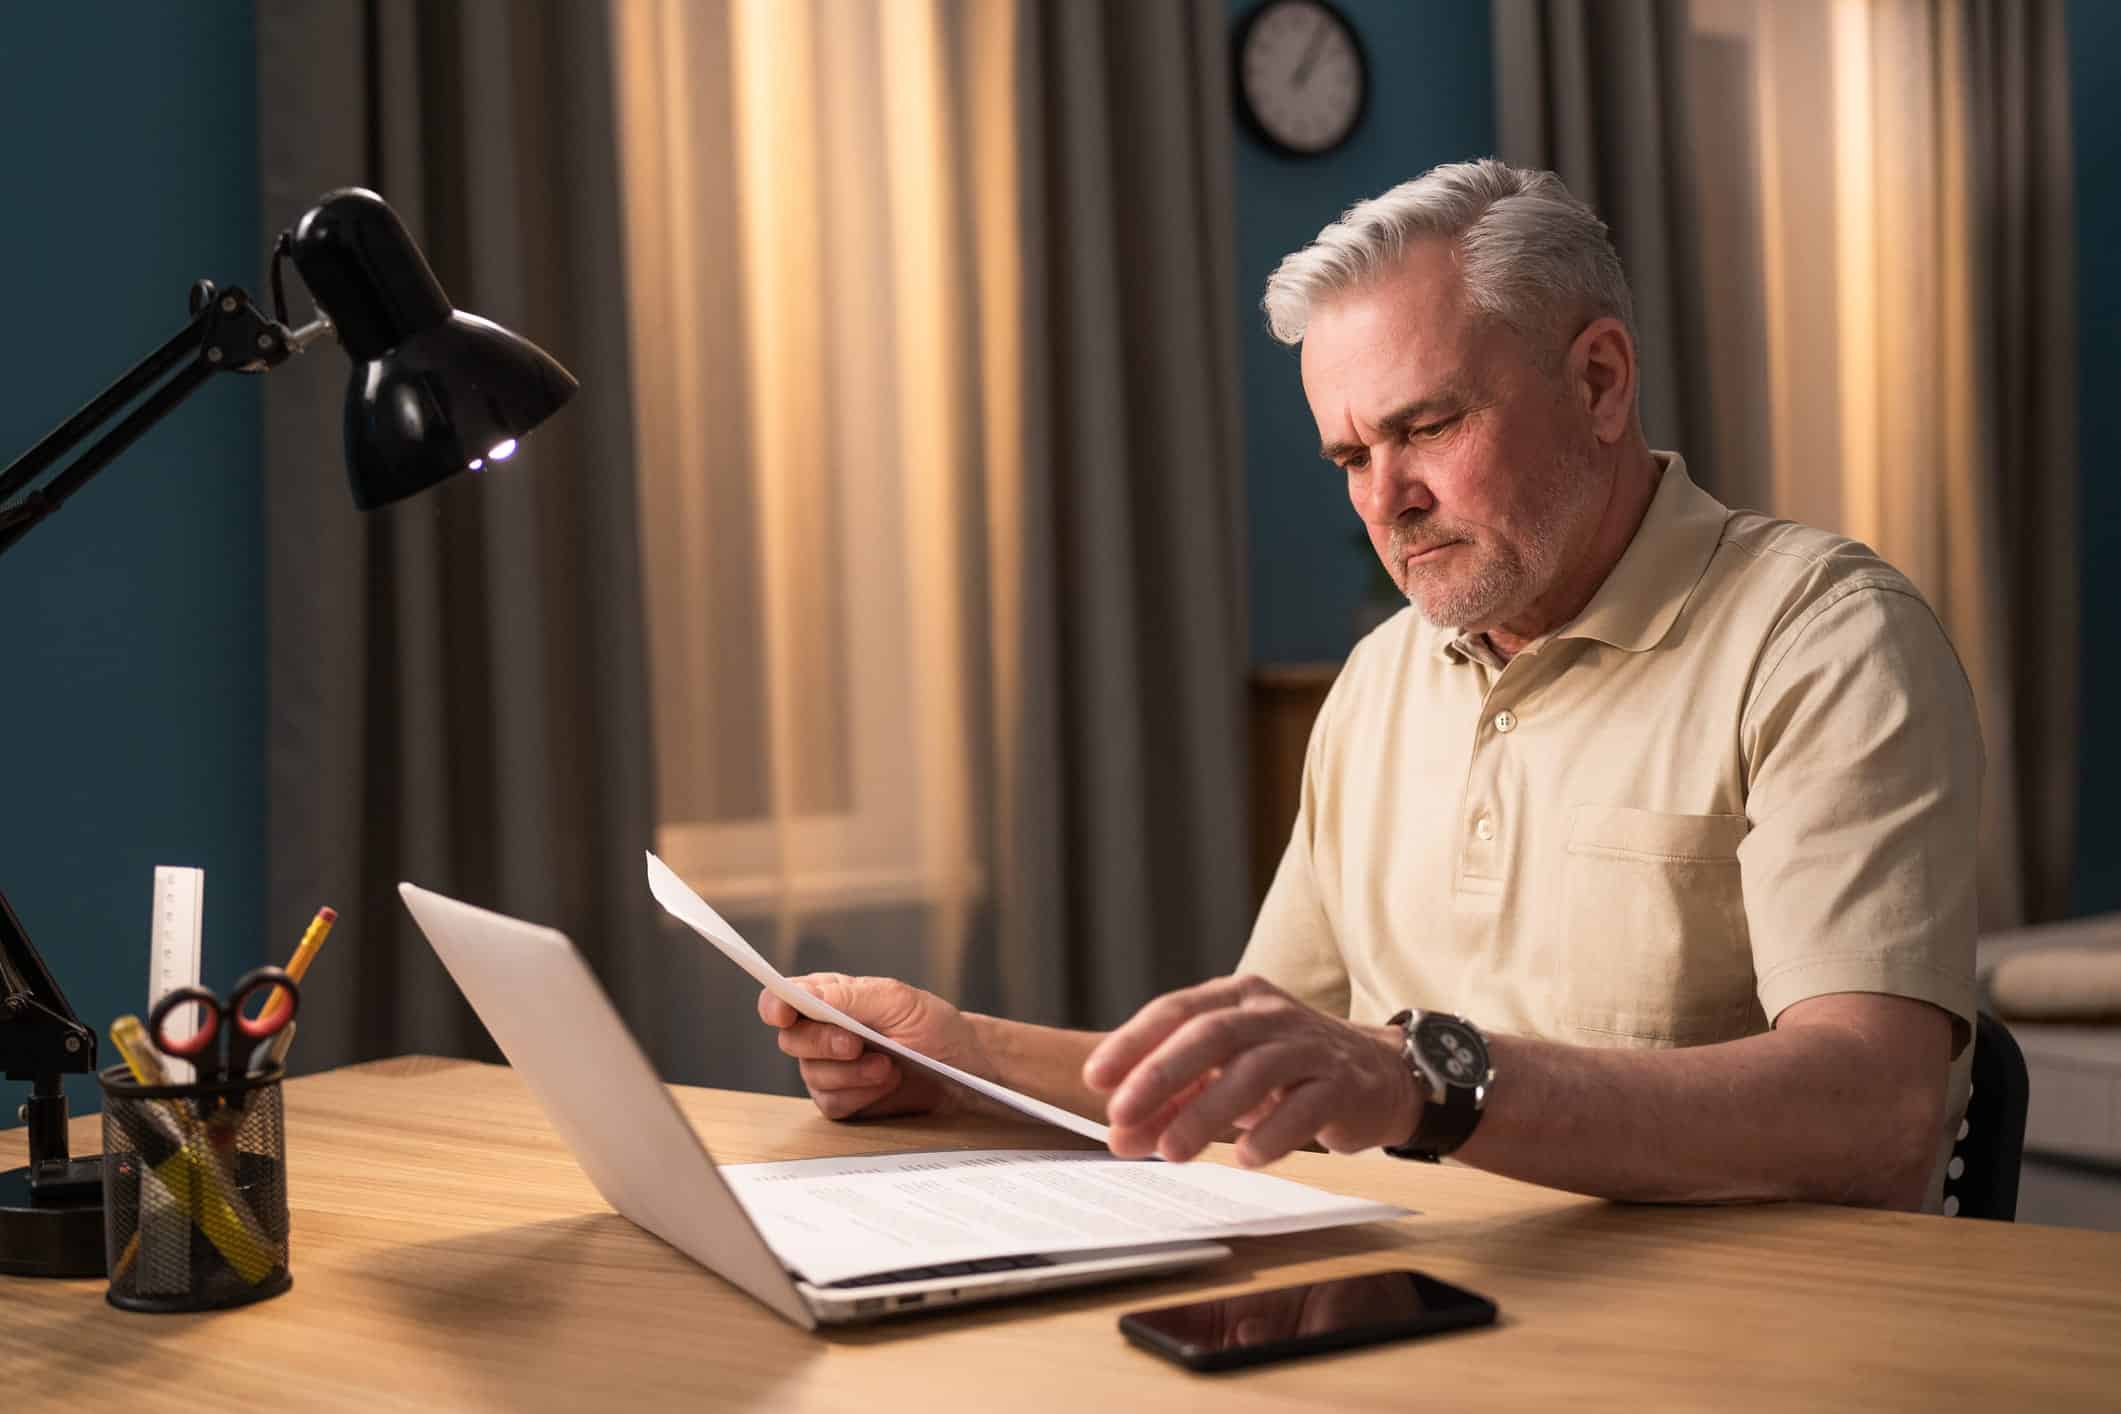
[1397,541,1528,629]
[1388,453,1599,630]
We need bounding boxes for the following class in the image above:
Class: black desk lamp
[0,188,576,1276]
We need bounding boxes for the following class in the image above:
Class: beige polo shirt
[1242,453,1980,1194]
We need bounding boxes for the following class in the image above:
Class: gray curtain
[1962,0,2078,923]
[1491,0,1712,476]
[255,0,665,1070]
[256,0,1251,1076]
[1002,0,1252,1026]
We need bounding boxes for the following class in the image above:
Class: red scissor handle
[227,967,300,1040]
[145,967,300,1064]
[146,985,224,1060]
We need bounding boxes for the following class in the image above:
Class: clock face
[1236,0,1367,157]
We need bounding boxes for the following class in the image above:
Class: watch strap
[1384,1084,1480,1163]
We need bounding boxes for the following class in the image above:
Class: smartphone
[1118,1269,1498,1373]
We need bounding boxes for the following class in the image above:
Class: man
[757,160,1980,1212]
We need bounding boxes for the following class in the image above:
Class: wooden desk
[5,1057,2119,1411]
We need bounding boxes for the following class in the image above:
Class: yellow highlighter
[106,1015,281,1285]
[106,1014,169,1283]
[110,1013,175,1088]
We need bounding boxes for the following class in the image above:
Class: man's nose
[1359,447,1432,525]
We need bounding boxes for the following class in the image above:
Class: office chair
[1942,1011,2030,1219]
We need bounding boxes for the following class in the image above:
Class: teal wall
[2068,0,2120,917]
[1231,0,1497,667]
[0,4,266,1116]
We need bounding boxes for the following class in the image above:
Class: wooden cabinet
[1247,662,1342,910]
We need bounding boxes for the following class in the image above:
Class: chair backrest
[1943,1011,2030,1220]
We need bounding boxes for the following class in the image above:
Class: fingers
[1083,976,1262,1093]
[797,1054,896,1089]
[810,1080,899,1121]
[1233,1086,1287,1131]
[759,974,868,1058]
[1233,1081,1336,1168]
[1120,1043,1299,1163]
[1105,1071,1218,1158]
[1090,976,1376,1165]
[777,1020,864,1062]
[798,1051,905,1119]
[1105,1006,1278,1130]
[756,972,934,1121]
[756,986,795,1027]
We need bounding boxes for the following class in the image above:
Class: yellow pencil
[254,905,335,1030]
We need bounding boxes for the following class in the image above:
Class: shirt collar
[1439,451,1729,664]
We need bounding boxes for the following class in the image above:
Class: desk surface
[5,1057,2120,1411]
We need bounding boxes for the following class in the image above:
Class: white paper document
[723,1148,1410,1286]
[647,851,1112,1141]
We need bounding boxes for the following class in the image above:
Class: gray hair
[1261,158,1634,353]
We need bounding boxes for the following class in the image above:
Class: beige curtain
[611,0,1251,1027]
[614,0,1000,999]
[1681,0,2077,927]
[1493,0,1713,464]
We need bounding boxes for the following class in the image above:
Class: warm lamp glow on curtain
[611,0,1018,989]
[1689,0,2027,926]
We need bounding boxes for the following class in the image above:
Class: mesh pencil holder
[97,1063,294,1312]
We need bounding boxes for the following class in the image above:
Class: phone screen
[1119,1269,1497,1372]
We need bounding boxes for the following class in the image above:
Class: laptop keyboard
[823,1253,1058,1288]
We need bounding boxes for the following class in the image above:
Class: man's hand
[1082,975,1420,1167]
[758,974,997,1121]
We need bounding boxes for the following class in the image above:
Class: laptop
[396,883,1228,1328]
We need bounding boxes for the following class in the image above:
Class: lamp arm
[0,283,319,1220]
[0,283,306,559]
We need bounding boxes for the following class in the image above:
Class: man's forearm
[1455,1020,1948,1210]
[967,1013,1111,1122]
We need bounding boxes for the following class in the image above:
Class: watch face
[1416,1018,1487,1087]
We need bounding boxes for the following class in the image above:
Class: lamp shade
[287,189,577,509]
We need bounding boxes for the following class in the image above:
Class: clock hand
[1291,13,1333,86]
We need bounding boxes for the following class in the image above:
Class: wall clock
[1234,0,1368,158]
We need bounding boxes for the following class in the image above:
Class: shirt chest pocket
[1554,806,1762,1045]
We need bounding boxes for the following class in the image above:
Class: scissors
[147,965,301,1084]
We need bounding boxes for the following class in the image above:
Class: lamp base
[0,1162,106,1277]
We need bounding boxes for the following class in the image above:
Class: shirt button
[1493,709,1517,734]
[1474,814,1495,841]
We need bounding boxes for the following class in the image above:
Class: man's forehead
[1302,310,1482,446]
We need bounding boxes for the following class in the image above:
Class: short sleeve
[1236,672,1352,1019]
[1739,582,1983,1056]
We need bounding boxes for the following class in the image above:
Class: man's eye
[1412,416,1459,441]
[1342,454,1369,472]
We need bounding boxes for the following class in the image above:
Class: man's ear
[1569,317,1636,444]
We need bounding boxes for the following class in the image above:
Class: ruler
[148,866,205,1084]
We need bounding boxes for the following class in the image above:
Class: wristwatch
[1383,1009,1493,1162]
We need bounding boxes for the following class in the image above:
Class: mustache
[1386,519,1471,556]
